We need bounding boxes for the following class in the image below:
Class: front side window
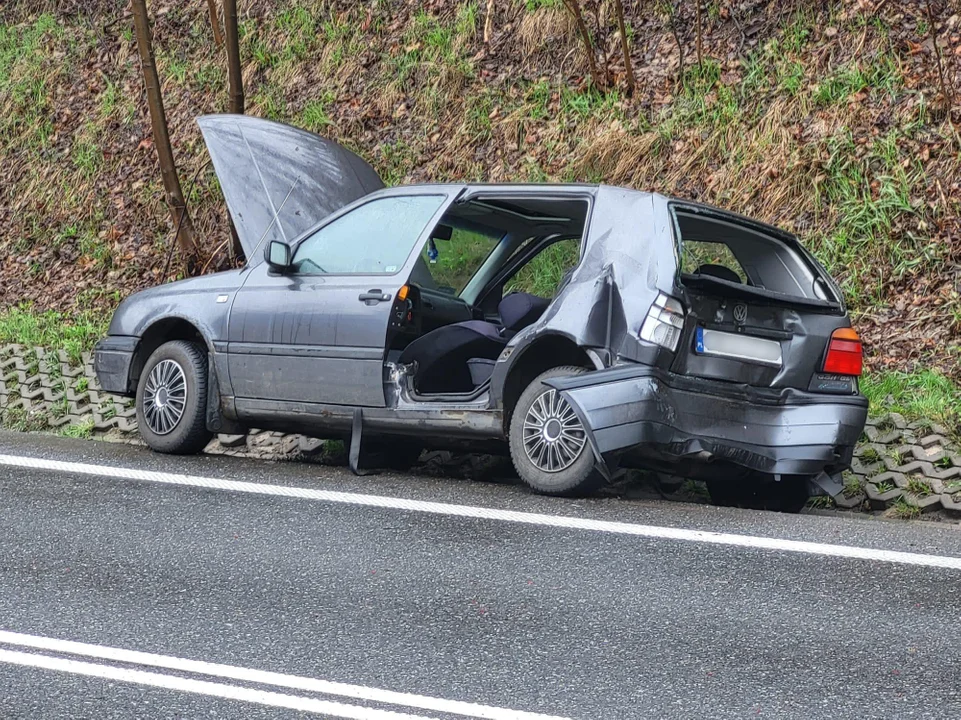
[418,227,502,294]
[291,195,445,275]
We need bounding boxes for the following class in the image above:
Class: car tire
[509,366,602,497]
[135,340,212,455]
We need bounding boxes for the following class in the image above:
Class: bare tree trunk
[207,0,223,47]
[666,3,685,86]
[224,0,244,114]
[925,0,954,119]
[592,1,612,86]
[130,0,197,259]
[694,0,703,67]
[613,0,634,96]
[561,0,605,88]
[483,0,495,43]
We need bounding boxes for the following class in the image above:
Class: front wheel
[135,340,213,455]
[508,366,602,496]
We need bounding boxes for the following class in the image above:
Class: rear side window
[505,237,581,298]
[292,195,445,275]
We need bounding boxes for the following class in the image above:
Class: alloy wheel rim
[142,359,187,435]
[522,388,587,473]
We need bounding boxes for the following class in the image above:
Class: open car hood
[197,115,384,264]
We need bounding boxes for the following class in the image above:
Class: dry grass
[518,5,575,59]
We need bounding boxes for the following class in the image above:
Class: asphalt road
[2,431,961,719]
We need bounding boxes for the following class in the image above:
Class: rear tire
[509,366,602,497]
[135,340,212,455]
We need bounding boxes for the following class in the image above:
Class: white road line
[0,630,568,720]
[0,648,437,720]
[2,452,961,571]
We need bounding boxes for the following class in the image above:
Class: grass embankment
[1,1,959,420]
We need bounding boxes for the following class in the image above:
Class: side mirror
[265,240,291,272]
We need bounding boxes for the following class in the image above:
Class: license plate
[695,327,782,367]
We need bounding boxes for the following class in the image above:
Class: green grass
[300,92,335,133]
[0,305,108,365]
[60,418,96,439]
[812,54,902,106]
[906,477,933,497]
[1,406,48,432]
[505,239,580,297]
[426,228,499,293]
[812,128,925,302]
[861,370,960,429]
[886,498,921,520]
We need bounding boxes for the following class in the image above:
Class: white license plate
[695,327,782,367]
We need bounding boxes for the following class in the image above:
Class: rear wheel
[135,340,212,455]
[509,366,602,496]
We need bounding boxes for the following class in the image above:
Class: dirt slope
[0,0,958,377]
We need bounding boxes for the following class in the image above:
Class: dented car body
[95,116,868,508]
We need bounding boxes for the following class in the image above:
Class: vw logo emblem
[733,304,748,323]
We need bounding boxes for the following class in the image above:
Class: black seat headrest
[696,264,742,284]
[497,292,550,332]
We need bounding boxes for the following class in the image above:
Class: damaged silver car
[94,116,868,511]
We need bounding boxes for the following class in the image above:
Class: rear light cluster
[822,327,863,376]
[640,293,685,351]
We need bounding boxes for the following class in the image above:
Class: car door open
[226,193,450,410]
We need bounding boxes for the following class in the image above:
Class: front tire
[135,340,212,455]
[509,366,602,496]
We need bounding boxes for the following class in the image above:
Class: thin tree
[694,0,703,67]
[665,2,685,87]
[207,0,224,46]
[130,0,197,259]
[483,0,495,43]
[221,0,245,261]
[924,0,954,119]
[613,0,634,95]
[561,0,605,88]
[224,0,244,113]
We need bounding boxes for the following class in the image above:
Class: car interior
[385,196,590,395]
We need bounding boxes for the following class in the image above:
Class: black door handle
[359,289,391,304]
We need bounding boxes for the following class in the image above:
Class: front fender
[107,269,245,343]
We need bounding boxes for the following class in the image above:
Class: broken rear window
[672,207,841,307]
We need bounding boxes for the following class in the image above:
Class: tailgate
[668,203,858,394]
[670,288,849,392]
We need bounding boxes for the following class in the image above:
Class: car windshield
[291,195,445,275]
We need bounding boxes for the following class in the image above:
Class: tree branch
[206,0,223,47]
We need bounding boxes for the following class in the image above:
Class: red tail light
[823,327,863,376]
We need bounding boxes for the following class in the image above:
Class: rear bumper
[93,336,138,396]
[545,365,868,478]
